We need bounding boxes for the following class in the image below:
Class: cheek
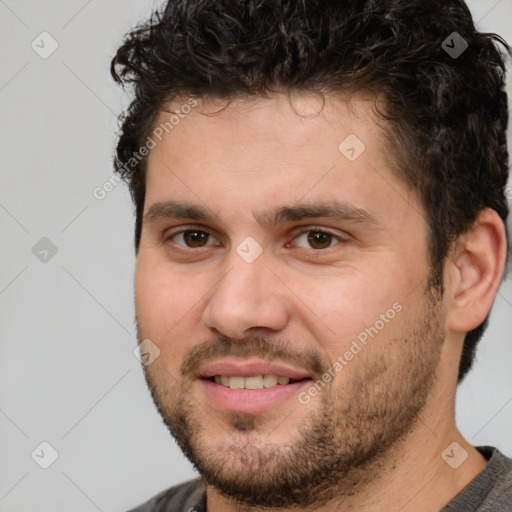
[135,257,203,342]
[135,264,208,374]
[301,264,416,357]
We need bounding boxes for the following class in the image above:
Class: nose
[201,251,290,340]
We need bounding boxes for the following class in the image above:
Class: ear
[447,208,508,332]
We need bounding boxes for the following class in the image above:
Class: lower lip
[199,379,311,414]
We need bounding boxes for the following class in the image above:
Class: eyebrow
[143,199,381,230]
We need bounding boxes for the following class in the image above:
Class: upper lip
[198,359,313,380]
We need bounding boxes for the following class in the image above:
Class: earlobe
[448,208,507,332]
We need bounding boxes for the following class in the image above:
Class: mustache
[180,335,328,380]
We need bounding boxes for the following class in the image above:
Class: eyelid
[289,225,347,241]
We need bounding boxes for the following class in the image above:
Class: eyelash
[163,226,346,254]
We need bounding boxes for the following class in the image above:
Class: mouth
[197,359,314,414]
[206,374,309,389]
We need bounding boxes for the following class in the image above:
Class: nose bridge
[202,249,289,338]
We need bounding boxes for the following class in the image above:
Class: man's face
[135,93,447,507]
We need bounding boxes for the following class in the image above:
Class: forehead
[143,92,418,229]
[151,92,383,161]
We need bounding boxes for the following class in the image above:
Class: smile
[210,375,303,389]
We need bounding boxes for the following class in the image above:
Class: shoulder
[127,478,205,512]
[478,447,512,511]
[442,446,512,512]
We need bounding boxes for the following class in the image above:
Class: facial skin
[135,92,506,511]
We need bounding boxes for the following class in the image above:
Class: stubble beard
[140,284,445,509]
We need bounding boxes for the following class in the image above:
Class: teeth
[245,375,264,389]
[229,376,245,389]
[213,375,293,390]
[263,375,278,388]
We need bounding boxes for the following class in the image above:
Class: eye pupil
[184,231,208,247]
[307,231,332,249]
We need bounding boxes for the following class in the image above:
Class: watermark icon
[441,442,468,469]
[31,32,59,59]
[338,134,366,162]
[31,441,59,469]
[134,339,161,366]
[298,302,403,404]
[442,32,468,59]
[93,97,198,200]
[32,237,58,263]
[505,186,512,200]
[236,236,263,263]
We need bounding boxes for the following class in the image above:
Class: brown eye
[289,229,343,251]
[171,230,214,248]
[306,231,333,249]
[184,231,209,247]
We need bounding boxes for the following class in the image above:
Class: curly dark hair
[111,0,510,382]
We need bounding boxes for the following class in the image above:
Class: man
[111,0,512,510]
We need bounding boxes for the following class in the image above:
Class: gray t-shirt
[128,446,512,511]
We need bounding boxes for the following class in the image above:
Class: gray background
[0,1,511,510]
